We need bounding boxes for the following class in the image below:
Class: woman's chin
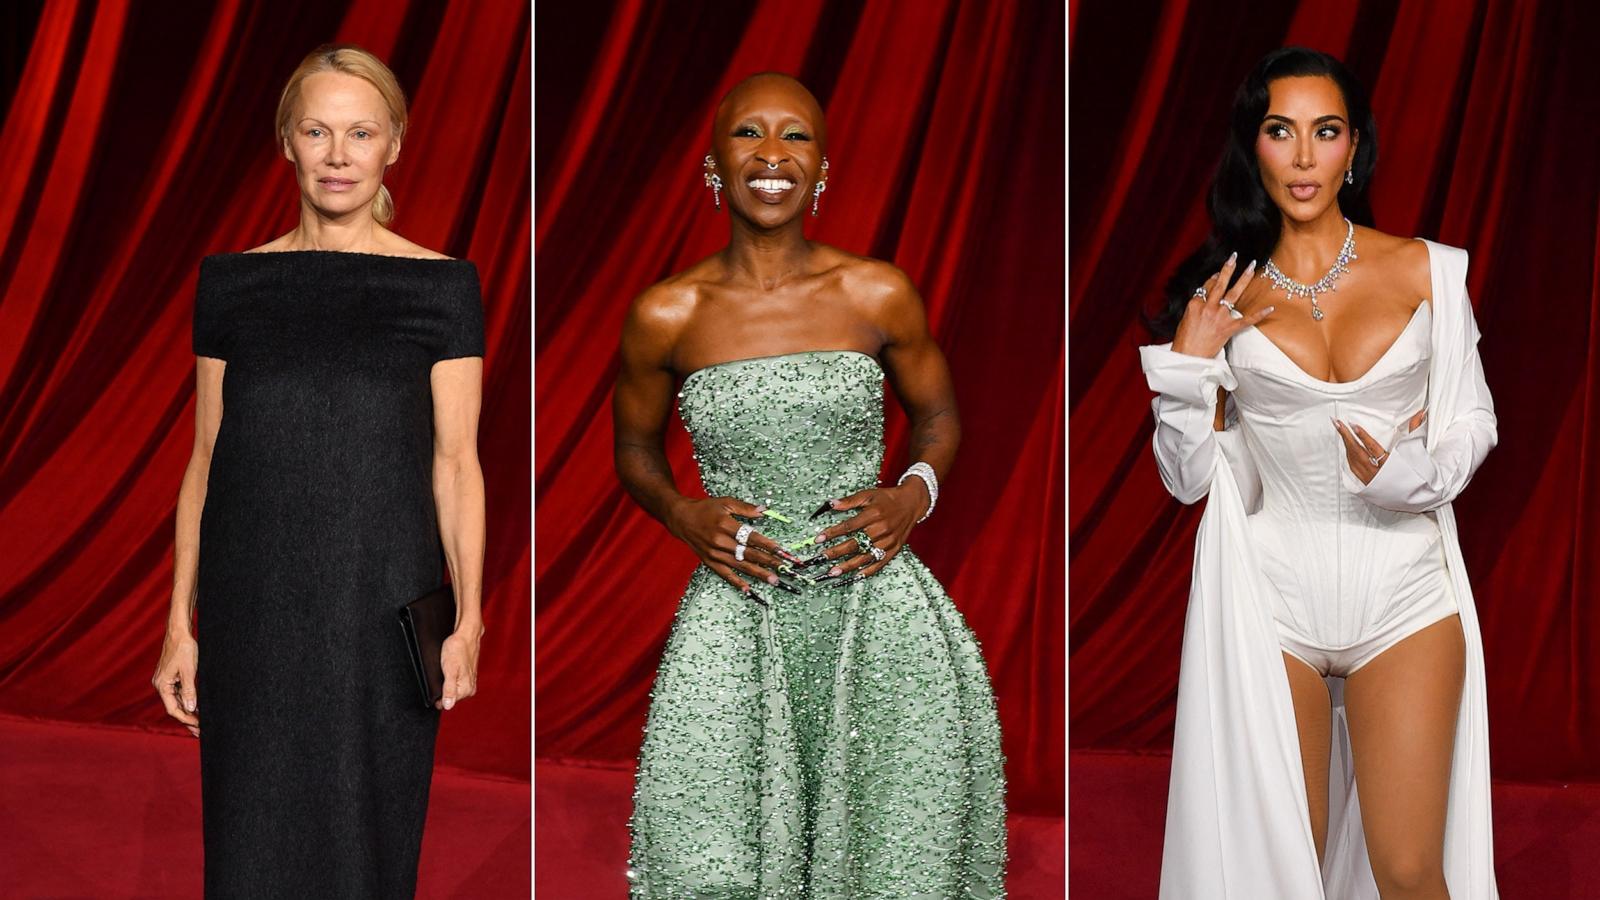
[306,194,373,218]
[740,205,799,228]
[1276,200,1338,225]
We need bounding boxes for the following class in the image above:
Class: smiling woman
[149,43,487,899]
[613,72,1006,898]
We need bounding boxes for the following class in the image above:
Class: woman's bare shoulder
[1355,226,1431,300]
[374,233,453,259]
[623,268,707,354]
[810,244,916,302]
[239,233,453,259]
[241,236,293,254]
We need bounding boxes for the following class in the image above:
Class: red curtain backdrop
[0,0,531,779]
[1070,1,1600,781]
[535,1,1065,814]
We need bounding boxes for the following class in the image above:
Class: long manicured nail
[746,588,769,607]
[443,698,455,710]
[763,509,793,523]
[771,579,801,595]
[1227,251,1237,264]
[810,500,834,519]
[754,504,767,514]
[828,566,842,577]
[1245,259,1256,272]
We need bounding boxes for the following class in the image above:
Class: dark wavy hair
[1147,47,1377,338]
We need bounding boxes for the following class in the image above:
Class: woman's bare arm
[169,357,224,637]
[612,286,791,594]
[612,286,693,527]
[809,265,958,581]
[429,356,486,711]
[152,356,223,735]
[431,357,486,637]
[875,267,959,513]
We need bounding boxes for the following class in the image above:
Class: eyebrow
[731,119,811,131]
[1262,113,1348,126]
[297,117,382,127]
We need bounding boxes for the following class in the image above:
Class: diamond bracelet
[897,461,939,523]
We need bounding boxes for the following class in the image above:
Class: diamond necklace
[1262,217,1357,321]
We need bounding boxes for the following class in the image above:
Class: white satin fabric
[1232,300,1457,676]
[1138,239,1499,898]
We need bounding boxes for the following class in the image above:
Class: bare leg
[1283,652,1331,864]
[1343,614,1465,899]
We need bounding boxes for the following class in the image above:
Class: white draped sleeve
[1139,343,1262,511]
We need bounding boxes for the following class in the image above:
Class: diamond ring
[734,543,747,562]
[869,546,886,562]
[734,523,753,545]
[1192,286,1208,300]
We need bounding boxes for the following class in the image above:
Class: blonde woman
[150,43,486,896]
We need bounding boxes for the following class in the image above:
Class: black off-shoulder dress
[191,250,485,898]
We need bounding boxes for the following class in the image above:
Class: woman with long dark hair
[1140,48,1498,897]
[612,71,1006,897]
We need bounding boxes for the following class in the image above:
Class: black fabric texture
[191,250,484,898]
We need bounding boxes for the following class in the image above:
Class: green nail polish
[762,509,793,523]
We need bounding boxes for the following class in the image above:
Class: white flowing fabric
[1138,239,1499,899]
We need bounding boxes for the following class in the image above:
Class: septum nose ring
[766,161,779,169]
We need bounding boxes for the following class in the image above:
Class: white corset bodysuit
[1226,300,1458,676]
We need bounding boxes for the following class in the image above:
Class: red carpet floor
[535,760,1066,898]
[0,714,530,898]
[1071,749,1600,899]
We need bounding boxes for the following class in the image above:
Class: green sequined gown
[627,350,1007,899]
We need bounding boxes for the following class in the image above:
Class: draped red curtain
[1070,1,1600,780]
[534,1,1065,813]
[0,0,531,779]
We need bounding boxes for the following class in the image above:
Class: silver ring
[869,545,886,561]
[734,523,753,545]
[1370,452,1387,466]
[734,543,747,562]
[1192,286,1208,300]
[1219,299,1235,311]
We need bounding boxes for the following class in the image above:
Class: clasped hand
[669,481,932,597]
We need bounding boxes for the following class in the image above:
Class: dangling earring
[812,156,829,216]
[703,154,722,210]
[1344,167,1354,186]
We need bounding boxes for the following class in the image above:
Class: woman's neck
[285,212,386,253]
[1270,208,1349,280]
[723,219,813,290]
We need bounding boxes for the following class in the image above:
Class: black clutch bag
[397,584,456,709]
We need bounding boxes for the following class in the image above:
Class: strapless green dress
[626,350,1007,899]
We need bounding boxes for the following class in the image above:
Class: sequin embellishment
[627,350,1008,898]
